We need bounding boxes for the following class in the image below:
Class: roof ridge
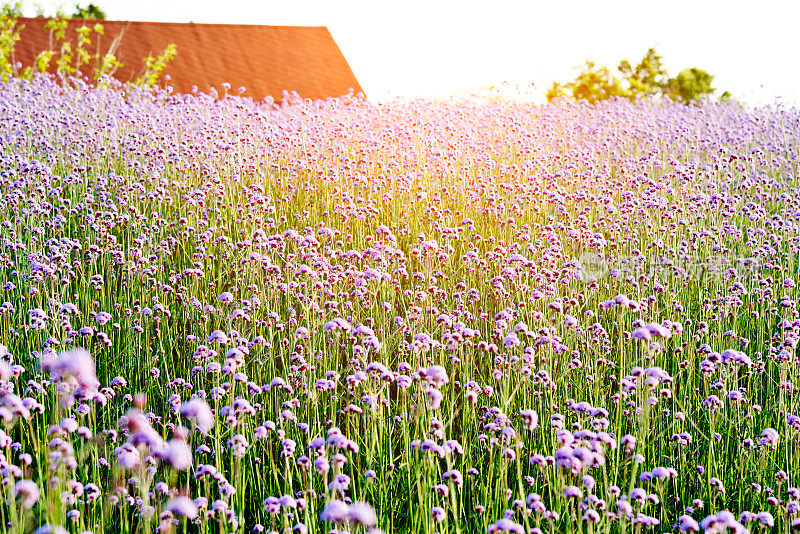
[15,17,329,30]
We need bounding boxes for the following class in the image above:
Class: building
[12,17,364,101]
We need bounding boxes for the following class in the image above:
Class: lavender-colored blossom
[14,479,40,509]
[179,399,214,435]
[320,499,349,523]
[166,496,199,519]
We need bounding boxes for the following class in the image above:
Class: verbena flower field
[0,74,798,534]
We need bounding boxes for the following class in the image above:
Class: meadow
[0,74,798,534]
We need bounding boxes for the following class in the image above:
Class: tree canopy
[547,48,730,104]
[71,3,106,20]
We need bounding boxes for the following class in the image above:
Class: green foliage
[547,60,628,104]
[71,2,106,20]
[134,43,176,89]
[0,9,22,81]
[95,46,121,82]
[617,47,667,98]
[1,0,21,17]
[73,25,93,71]
[665,67,728,103]
[548,48,729,105]
[46,20,123,80]
[44,16,67,40]
[0,4,172,89]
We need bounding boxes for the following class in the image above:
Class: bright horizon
[13,0,800,107]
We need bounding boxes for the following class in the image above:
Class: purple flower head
[645,322,672,339]
[423,365,449,386]
[755,512,774,527]
[166,496,198,519]
[41,347,99,395]
[631,327,652,340]
[520,409,538,430]
[700,510,746,533]
[207,330,228,344]
[432,506,446,522]
[347,501,377,527]
[320,499,349,524]
[14,479,40,509]
[709,477,725,493]
[179,398,215,435]
[162,439,192,470]
[582,509,601,523]
[760,428,779,448]
[503,332,520,347]
[487,518,524,534]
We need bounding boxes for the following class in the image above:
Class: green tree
[617,48,668,98]
[72,3,106,19]
[548,48,728,104]
[1,1,21,17]
[665,67,729,103]
[547,60,629,104]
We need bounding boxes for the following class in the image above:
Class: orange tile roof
[12,17,364,101]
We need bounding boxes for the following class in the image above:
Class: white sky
[15,0,800,106]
